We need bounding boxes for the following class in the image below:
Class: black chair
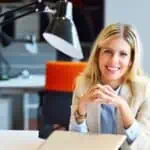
[38,91,72,139]
[38,61,87,139]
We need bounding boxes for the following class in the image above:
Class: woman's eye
[104,49,112,54]
[120,52,128,56]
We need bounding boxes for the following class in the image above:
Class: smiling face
[98,35,132,88]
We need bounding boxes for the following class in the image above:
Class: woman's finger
[104,85,115,93]
[88,84,103,94]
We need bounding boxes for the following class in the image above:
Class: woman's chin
[102,75,122,83]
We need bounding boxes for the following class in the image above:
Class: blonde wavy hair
[76,23,143,88]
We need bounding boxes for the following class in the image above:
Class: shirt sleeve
[70,120,88,133]
[124,120,140,144]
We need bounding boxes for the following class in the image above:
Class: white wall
[105,0,150,74]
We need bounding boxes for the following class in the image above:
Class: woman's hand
[100,85,135,128]
[78,84,134,128]
[78,84,118,114]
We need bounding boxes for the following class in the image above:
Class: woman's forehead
[98,35,130,50]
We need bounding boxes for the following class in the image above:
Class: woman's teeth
[107,66,119,71]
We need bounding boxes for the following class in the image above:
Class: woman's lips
[106,66,120,72]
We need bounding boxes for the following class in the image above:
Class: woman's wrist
[74,108,87,124]
[78,97,87,115]
[118,98,134,128]
[74,96,88,124]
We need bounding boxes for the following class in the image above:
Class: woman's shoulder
[131,75,150,91]
[125,76,150,98]
[133,76,150,84]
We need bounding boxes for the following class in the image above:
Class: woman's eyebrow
[119,49,130,54]
[101,46,113,50]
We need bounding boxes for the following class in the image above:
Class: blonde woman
[69,23,150,150]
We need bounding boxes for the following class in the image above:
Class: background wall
[3,43,56,75]
[105,0,150,75]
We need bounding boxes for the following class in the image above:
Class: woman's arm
[69,91,88,133]
[127,82,150,150]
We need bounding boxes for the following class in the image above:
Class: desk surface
[0,130,44,150]
[0,75,45,129]
[0,75,45,94]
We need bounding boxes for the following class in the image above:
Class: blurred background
[0,0,149,130]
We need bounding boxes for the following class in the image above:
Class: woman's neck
[100,79,123,90]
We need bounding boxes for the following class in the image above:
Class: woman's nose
[110,54,119,64]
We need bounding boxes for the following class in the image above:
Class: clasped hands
[79,84,123,109]
[77,84,134,128]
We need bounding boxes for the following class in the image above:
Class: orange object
[45,61,87,92]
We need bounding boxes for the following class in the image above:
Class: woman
[69,23,150,150]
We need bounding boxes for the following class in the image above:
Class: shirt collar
[115,86,121,95]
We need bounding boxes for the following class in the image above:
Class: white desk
[0,75,45,94]
[0,130,44,150]
[0,75,45,129]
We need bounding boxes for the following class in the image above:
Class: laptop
[37,130,126,150]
